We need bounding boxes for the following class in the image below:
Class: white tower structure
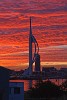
[29,17,39,75]
[29,17,33,75]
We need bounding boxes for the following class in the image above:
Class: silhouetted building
[9,82,24,100]
[58,68,67,78]
[42,67,57,78]
[0,66,10,100]
[42,67,57,72]
[60,68,67,72]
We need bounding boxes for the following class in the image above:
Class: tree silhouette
[28,80,63,98]
[61,80,67,91]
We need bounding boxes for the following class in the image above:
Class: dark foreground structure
[25,80,67,100]
[0,66,10,100]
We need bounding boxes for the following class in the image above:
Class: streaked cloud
[0,0,67,69]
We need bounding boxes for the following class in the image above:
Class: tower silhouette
[29,17,33,75]
[29,17,40,75]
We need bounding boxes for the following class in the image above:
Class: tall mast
[29,17,32,75]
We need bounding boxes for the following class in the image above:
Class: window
[14,87,20,94]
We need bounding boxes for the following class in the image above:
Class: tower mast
[29,17,32,75]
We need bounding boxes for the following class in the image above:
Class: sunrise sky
[0,0,67,70]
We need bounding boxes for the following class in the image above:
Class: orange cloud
[0,0,67,70]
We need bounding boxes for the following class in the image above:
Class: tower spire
[29,17,40,75]
[30,17,32,35]
[29,17,33,75]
